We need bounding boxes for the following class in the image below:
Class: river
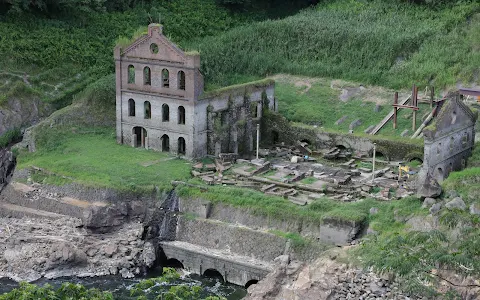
[0,268,247,299]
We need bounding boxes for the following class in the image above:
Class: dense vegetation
[188,1,480,89]
[0,268,226,299]
[1,0,478,109]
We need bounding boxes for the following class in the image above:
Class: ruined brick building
[418,92,477,197]
[114,24,276,158]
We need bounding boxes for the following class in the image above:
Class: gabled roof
[120,24,187,64]
[423,92,478,140]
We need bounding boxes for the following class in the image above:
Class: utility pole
[256,123,260,160]
[372,143,376,183]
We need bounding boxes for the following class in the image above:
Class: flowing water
[0,268,247,299]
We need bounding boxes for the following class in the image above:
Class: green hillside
[187,1,480,89]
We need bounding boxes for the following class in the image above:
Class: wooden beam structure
[392,84,420,130]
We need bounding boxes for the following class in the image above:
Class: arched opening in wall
[177,71,185,90]
[203,269,224,282]
[144,101,151,119]
[178,106,185,124]
[143,67,151,85]
[272,131,279,144]
[161,134,170,152]
[128,99,135,116]
[164,258,184,269]
[301,139,312,146]
[162,104,170,122]
[450,136,455,153]
[245,280,259,289]
[336,145,347,151]
[372,151,386,161]
[461,158,466,169]
[133,127,147,148]
[449,162,453,173]
[434,167,444,183]
[409,157,423,168]
[178,137,186,155]
[162,69,170,88]
[128,65,135,84]
[451,110,457,124]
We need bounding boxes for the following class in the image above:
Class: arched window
[161,134,170,152]
[128,65,135,84]
[178,106,185,124]
[144,101,151,119]
[178,137,186,155]
[128,99,135,116]
[162,69,170,88]
[162,104,169,122]
[177,71,185,90]
[143,67,151,85]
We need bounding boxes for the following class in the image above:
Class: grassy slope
[275,79,434,136]
[17,129,192,193]
[187,1,480,89]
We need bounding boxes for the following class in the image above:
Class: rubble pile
[190,141,418,206]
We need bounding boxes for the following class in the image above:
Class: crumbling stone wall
[418,93,477,197]
[196,84,275,158]
[261,111,423,161]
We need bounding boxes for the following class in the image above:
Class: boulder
[445,197,466,211]
[470,203,480,216]
[429,203,443,215]
[82,203,129,231]
[445,190,460,199]
[422,197,436,209]
[417,175,441,198]
[369,207,379,215]
[141,241,156,268]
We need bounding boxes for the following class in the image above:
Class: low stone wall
[176,217,287,262]
[179,197,362,245]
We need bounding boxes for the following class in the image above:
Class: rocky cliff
[0,150,15,194]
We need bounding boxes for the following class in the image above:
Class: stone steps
[0,202,69,220]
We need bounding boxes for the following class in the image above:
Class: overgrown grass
[177,185,375,224]
[0,128,21,148]
[16,128,192,193]
[187,1,479,89]
[0,0,249,104]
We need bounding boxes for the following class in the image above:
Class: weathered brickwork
[114,24,276,158]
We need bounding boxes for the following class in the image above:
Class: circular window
[150,43,159,54]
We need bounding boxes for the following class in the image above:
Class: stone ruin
[114,23,276,158]
[417,92,477,198]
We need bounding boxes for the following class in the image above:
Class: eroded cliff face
[0,175,177,282]
[0,150,15,194]
[0,98,52,136]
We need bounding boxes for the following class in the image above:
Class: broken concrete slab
[400,129,409,137]
[349,119,362,130]
[335,115,348,125]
